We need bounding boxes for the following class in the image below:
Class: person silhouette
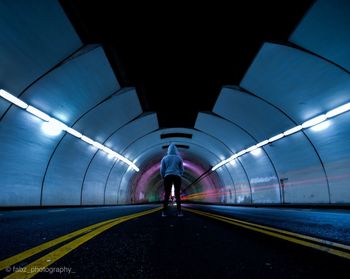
[160,143,184,217]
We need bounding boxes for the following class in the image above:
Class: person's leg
[174,175,182,213]
[163,175,172,213]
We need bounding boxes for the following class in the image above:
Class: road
[0,204,349,278]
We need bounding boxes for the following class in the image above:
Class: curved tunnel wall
[0,0,82,116]
[196,111,282,204]
[1,0,350,206]
[210,87,330,204]
[238,42,350,203]
[0,0,82,206]
[42,87,141,205]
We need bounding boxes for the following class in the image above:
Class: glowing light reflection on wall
[184,165,350,203]
[134,159,216,202]
[134,162,161,202]
[182,162,220,202]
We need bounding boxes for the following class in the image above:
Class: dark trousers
[163,175,181,212]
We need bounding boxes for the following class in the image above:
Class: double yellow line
[183,207,350,260]
[0,207,161,278]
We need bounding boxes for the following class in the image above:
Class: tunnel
[0,0,350,278]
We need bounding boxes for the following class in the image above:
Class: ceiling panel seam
[0,45,87,122]
[80,113,151,205]
[284,41,350,76]
[40,87,125,205]
[103,128,159,205]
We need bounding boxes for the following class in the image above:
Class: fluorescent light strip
[92,141,105,150]
[268,133,284,143]
[212,160,229,171]
[0,89,139,172]
[236,150,247,157]
[101,146,113,154]
[212,101,350,171]
[301,114,327,129]
[0,89,28,109]
[26,106,51,121]
[326,103,350,118]
[81,135,95,145]
[256,140,269,148]
[283,125,302,136]
[49,118,68,130]
[245,145,257,153]
[66,127,82,138]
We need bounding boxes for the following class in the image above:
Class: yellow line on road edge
[186,208,350,251]
[0,218,117,271]
[183,207,350,260]
[4,207,161,279]
[1,207,161,275]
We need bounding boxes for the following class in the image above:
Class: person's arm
[160,158,165,178]
[179,158,184,176]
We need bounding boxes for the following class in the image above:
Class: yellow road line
[185,208,350,251]
[5,207,161,279]
[183,207,350,260]
[4,207,161,278]
[0,207,160,273]
[0,219,115,271]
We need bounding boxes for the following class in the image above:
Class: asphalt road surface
[1,204,349,278]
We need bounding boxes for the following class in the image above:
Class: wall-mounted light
[0,89,139,172]
[268,133,284,143]
[311,120,330,132]
[66,127,82,138]
[283,125,302,136]
[211,101,350,171]
[256,140,269,148]
[41,121,62,136]
[326,103,350,118]
[81,135,95,145]
[230,159,237,165]
[49,118,67,130]
[0,89,28,109]
[246,145,258,153]
[302,114,327,129]
[251,148,262,156]
[27,105,51,121]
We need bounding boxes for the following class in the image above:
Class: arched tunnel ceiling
[290,0,350,72]
[1,0,350,206]
[0,0,82,117]
[59,0,314,128]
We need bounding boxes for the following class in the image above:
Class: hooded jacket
[160,144,184,178]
